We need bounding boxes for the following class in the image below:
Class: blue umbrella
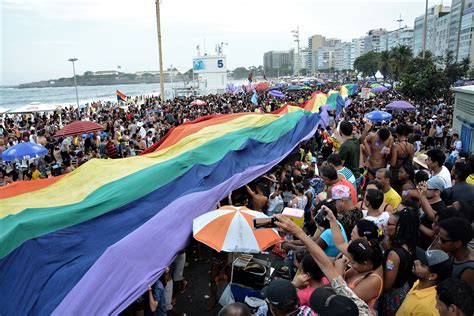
[364,110,392,123]
[1,142,48,161]
[268,90,285,98]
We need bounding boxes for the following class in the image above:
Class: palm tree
[378,51,391,81]
[390,45,413,81]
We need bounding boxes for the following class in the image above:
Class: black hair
[427,149,446,167]
[395,124,405,136]
[339,120,353,137]
[414,170,430,184]
[356,219,383,241]
[392,199,420,252]
[365,189,384,209]
[233,194,249,207]
[300,253,324,281]
[327,153,342,167]
[453,162,471,182]
[320,165,338,181]
[439,217,472,246]
[366,180,382,191]
[436,278,474,316]
[347,238,383,269]
[377,127,391,141]
[468,154,474,173]
[377,168,391,180]
[400,164,415,183]
[436,207,464,223]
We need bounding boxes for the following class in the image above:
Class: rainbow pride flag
[0,104,320,314]
[116,89,127,102]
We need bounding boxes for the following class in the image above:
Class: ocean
[0,82,183,110]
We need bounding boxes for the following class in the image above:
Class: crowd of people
[1,81,473,316]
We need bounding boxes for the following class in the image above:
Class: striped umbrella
[193,205,281,253]
[55,121,104,137]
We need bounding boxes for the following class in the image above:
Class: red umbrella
[190,99,207,106]
[55,121,105,137]
[255,82,270,91]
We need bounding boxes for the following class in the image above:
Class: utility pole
[68,58,80,114]
[155,0,165,103]
[422,0,428,59]
[292,26,300,80]
[397,14,404,45]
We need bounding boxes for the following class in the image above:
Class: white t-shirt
[268,194,284,215]
[432,166,452,189]
[435,125,444,137]
[362,210,390,232]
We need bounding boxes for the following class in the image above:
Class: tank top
[385,247,414,288]
[452,259,474,279]
[346,270,383,314]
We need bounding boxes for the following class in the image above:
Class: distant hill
[18,71,191,89]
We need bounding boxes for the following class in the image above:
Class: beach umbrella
[386,100,415,111]
[255,82,270,91]
[267,85,284,91]
[268,90,285,98]
[370,83,382,88]
[9,102,58,114]
[1,142,48,161]
[287,85,301,91]
[364,110,392,123]
[193,205,281,253]
[55,121,105,137]
[190,99,207,106]
[371,86,389,93]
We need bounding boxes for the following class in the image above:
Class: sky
[2,0,438,85]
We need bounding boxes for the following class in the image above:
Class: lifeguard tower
[192,42,228,93]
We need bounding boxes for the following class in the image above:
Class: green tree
[354,51,380,78]
[232,67,249,79]
[378,51,391,80]
[389,45,413,81]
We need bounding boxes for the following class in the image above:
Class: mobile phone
[314,208,328,226]
[253,217,278,229]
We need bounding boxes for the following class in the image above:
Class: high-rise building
[458,0,474,62]
[351,37,366,68]
[307,35,326,75]
[449,0,467,60]
[315,47,336,70]
[380,27,415,52]
[325,38,342,47]
[364,29,387,53]
[334,42,352,70]
[434,12,452,58]
[294,48,310,75]
[413,5,451,57]
[263,50,295,74]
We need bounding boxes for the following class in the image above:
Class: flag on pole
[116,90,127,102]
[251,92,258,105]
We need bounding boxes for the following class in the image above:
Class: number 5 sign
[217,60,224,68]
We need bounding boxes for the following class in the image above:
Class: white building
[192,54,227,91]
[380,27,414,52]
[364,29,387,53]
[434,12,451,58]
[315,47,335,70]
[307,34,326,75]
[94,70,120,76]
[351,37,366,68]
[294,48,310,75]
[334,42,352,70]
[413,5,451,57]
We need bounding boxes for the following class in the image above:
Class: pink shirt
[297,277,330,307]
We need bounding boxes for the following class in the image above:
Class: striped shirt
[337,167,357,191]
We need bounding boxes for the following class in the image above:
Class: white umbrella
[193,205,281,253]
[9,102,58,114]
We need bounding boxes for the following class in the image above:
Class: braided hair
[392,199,420,252]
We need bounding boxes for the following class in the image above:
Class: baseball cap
[416,247,453,281]
[309,287,358,316]
[426,177,445,191]
[331,184,351,200]
[262,279,297,307]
